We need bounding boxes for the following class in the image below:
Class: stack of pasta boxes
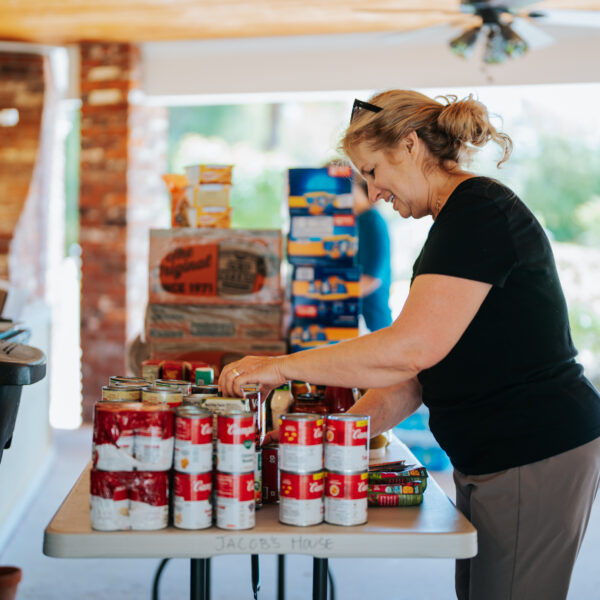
[278,412,370,526]
[89,376,266,531]
[152,163,287,376]
[287,166,360,353]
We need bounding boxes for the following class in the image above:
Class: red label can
[279,414,324,473]
[129,471,169,530]
[324,471,368,526]
[217,411,256,473]
[324,414,370,473]
[279,471,324,526]
[160,360,186,381]
[174,406,213,473]
[173,471,213,529]
[90,470,130,531]
[216,471,255,530]
[261,445,279,504]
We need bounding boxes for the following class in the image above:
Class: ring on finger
[232,368,240,377]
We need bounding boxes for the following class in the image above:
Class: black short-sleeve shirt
[412,176,600,475]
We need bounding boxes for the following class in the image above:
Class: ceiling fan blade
[510,16,555,49]
[529,9,600,28]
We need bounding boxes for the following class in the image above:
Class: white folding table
[44,438,477,599]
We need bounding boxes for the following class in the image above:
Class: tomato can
[133,405,175,471]
[324,471,368,526]
[279,414,324,473]
[216,471,255,530]
[217,411,256,473]
[142,386,184,407]
[324,414,370,473]
[261,445,279,504]
[279,471,324,526]
[174,405,213,473]
[90,470,130,531]
[128,471,169,530]
[101,385,143,403]
[173,471,213,529]
[92,402,138,471]
[154,378,192,396]
[160,360,187,381]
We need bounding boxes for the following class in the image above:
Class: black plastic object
[0,337,47,463]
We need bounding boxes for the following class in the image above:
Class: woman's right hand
[262,429,280,446]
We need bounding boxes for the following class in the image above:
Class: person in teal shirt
[354,176,392,331]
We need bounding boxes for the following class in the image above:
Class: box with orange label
[287,214,357,267]
[289,322,359,353]
[292,266,360,328]
[149,228,282,305]
[288,166,353,216]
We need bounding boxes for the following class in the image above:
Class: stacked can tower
[278,413,325,526]
[90,379,174,531]
[286,166,360,354]
[324,414,370,526]
[172,405,213,529]
[215,410,256,529]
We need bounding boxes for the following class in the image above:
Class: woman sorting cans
[218,90,600,600]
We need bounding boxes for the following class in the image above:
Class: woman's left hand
[218,355,287,398]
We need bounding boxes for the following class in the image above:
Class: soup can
[128,471,169,530]
[217,411,256,473]
[216,471,255,530]
[154,378,192,396]
[173,471,213,529]
[174,405,213,473]
[324,414,370,473]
[279,470,324,527]
[279,414,324,473]
[324,471,368,526]
[142,386,183,408]
[101,385,143,403]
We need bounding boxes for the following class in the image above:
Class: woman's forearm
[348,378,423,437]
[278,325,419,390]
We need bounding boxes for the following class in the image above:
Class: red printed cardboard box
[149,229,282,305]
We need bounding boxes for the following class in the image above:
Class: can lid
[155,378,190,387]
[326,413,370,422]
[176,404,211,417]
[143,386,183,396]
[217,409,254,418]
[280,413,323,422]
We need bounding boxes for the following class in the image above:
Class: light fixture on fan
[449,5,528,64]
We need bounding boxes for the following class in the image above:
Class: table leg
[206,558,211,600]
[190,558,207,600]
[312,557,328,600]
[277,555,285,600]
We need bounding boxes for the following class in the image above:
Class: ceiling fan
[356,1,600,64]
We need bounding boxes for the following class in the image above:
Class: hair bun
[437,94,490,147]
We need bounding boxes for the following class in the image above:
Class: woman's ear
[404,130,419,155]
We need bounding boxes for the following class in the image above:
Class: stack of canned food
[278,413,370,527]
[90,374,265,531]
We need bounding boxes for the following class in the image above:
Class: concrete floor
[1,427,599,599]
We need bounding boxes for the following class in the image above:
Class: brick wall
[0,52,45,286]
[79,42,167,422]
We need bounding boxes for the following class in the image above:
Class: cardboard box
[185,164,233,185]
[288,166,353,215]
[289,322,359,353]
[292,266,360,327]
[287,214,357,267]
[146,303,283,342]
[149,228,282,305]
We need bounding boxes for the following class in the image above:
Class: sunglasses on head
[350,98,383,123]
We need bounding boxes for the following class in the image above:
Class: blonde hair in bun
[342,90,512,169]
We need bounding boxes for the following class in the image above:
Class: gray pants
[454,436,600,600]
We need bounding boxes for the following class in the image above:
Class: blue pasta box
[287,214,358,267]
[289,321,359,353]
[292,266,360,327]
[288,166,354,215]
